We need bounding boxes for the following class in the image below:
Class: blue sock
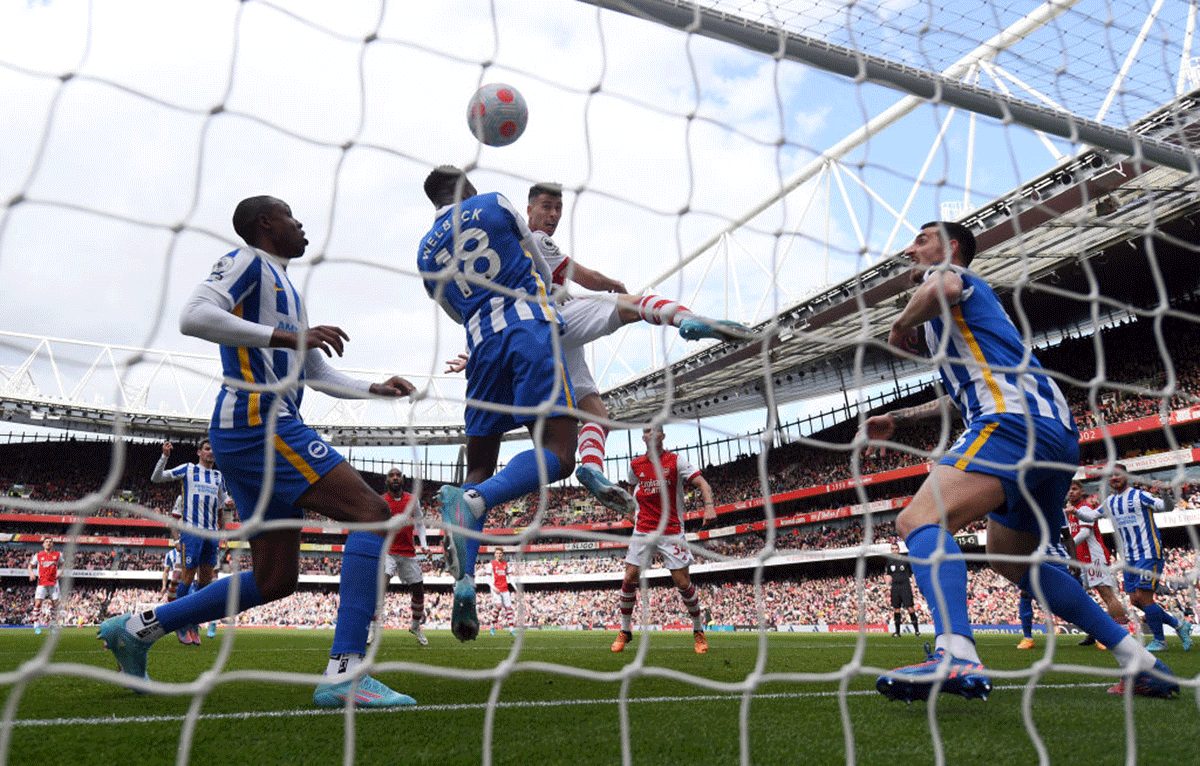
[155,571,263,632]
[1019,594,1034,638]
[330,531,383,657]
[473,449,562,509]
[1141,602,1175,642]
[905,524,972,640]
[1018,564,1127,648]
[175,581,191,601]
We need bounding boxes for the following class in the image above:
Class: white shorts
[559,296,622,349]
[385,555,424,585]
[492,589,513,608]
[625,531,695,571]
[34,584,59,602]
[563,346,598,400]
[1082,564,1117,591]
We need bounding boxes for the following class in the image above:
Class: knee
[254,571,298,603]
[556,449,576,478]
[895,509,918,538]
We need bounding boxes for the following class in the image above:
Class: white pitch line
[9,683,1112,728]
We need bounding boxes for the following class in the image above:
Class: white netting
[2,0,1199,764]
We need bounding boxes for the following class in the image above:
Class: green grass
[2,628,1196,765]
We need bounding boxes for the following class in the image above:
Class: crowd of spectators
[4,545,1193,631]
[6,314,1200,534]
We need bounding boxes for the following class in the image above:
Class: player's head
[196,439,215,468]
[42,538,53,551]
[385,467,404,495]
[527,182,563,236]
[424,166,477,208]
[1109,463,1128,492]
[232,196,307,259]
[494,548,504,561]
[1067,480,1085,504]
[905,221,977,279]
[642,425,665,453]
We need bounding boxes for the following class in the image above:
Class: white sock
[935,633,981,664]
[324,652,365,678]
[463,488,487,520]
[124,609,165,643]
[1110,636,1155,672]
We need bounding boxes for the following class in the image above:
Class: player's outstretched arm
[565,261,627,294]
[369,376,416,398]
[860,397,949,456]
[150,441,175,483]
[444,353,469,374]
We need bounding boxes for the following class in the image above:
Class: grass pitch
[2,627,1196,765]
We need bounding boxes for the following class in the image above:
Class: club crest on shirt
[208,255,235,281]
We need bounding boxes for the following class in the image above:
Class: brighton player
[865,221,1176,701]
[159,538,188,643]
[488,549,516,636]
[612,425,717,655]
[524,182,751,517]
[28,539,62,635]
[150,440,232,645]
[98,195,417,708]
[1104,465,1193,652]
[1066,481,1133,646]
[381,467,430,646]
[418,166,578,643]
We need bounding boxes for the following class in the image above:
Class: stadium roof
[603,89,1200,425]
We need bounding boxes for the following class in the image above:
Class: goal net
[1,0,1198,764]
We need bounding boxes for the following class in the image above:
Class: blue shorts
[1123,557,1163,594]
[180,530,219,570]
[208,418,344,524]
[464,321,575,437]
[939,414,1079,543]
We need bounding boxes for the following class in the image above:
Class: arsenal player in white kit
[489,549,516,636]
[29,539,62,635]
[612,426,717,655]
[1065,481,1133,643]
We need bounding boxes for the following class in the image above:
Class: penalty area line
[12,682,1112,728]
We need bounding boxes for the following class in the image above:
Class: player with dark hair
[612,426,716,655]
[419,166,578,643]
[99,195,418,708]
[865,221,1177,701]
[29,539,61,635]
[381,467,430,646]
[159,537,188,643]
[150,439,231,645]
[1104,465,1193,655]
[488,548,516,636]
[884,542,920,637]
[1066,480,1133,647]
[522,182,750,517]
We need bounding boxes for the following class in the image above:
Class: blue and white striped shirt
[923,267,1075,433]
[152,456,227,533]
[1104,485,1164,561]
[198,248,308,429]
[164,546,182,572]
[418,192,560,352]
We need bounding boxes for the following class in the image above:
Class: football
[466,83,528,147]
